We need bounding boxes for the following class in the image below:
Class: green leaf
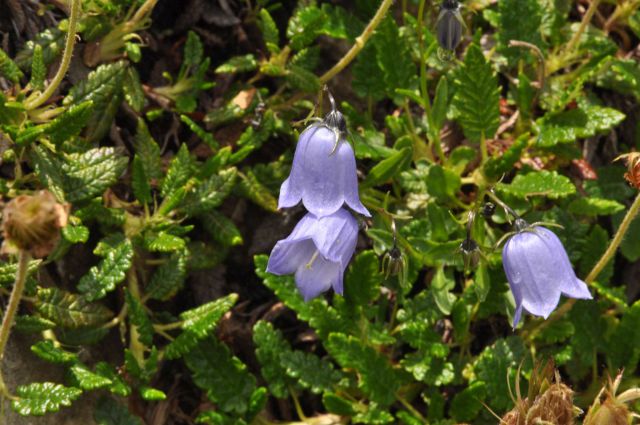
[165,294,238,359]
[69,363,113,390]
[146,253,187,301]
[450,381,487,422]
[14,315,56,333]
[31,340,78,364]
[180,114,219,149]
[484,134,529,179]
[579,225,614,285]
[474,336,529,411]
[215,54,259,74]
[362,147,413,188]
[236,170,278,212]
[0,47,24,83]
[145,231,186,253]
[287,6,326,50]
[497,0,543,64]
[133,118,162,180]
[258,9,280,51]
[201,211,243,247]
[323,393,357,416]
[345,250,382,307]
[47,101,94,145]
[30,44,45,90]
[125,290,153,347]
[12,383,82,416]
[426,164,462,202]
[536,104,626,147]
[352,43,386,101]
[140,386,166,401]
[15,28,64,70]
[184,337,256,414]
[430,266,456,315]
[0,259,41,287]
[608,300,640,370]
[568,197,625,216]
[326,333,401,406]
[64,61,127,141]
[132,155,152,204]
[161,144,194,197]
[618,213,640,262]
[36,287,113,328]
[123,66,145,112]
[62,224,90,244]
[452,44,500,142]
[183,31,204,71]
[94,396,142,425]
[77,236,133,301]
[497,170,576,199]
[371,18,416,101]
[431,76,449,131]
[286,64,321,92]
[280,350,342,394]
[181,167,238,215]
[32,146,129,203]
[253,321,292,398]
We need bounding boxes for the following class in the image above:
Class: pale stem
[319,0,395,84]
[565,0,602,54]
[25,0,82,111]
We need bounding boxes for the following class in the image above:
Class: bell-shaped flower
[502,224,592,327]
[278,109,370,218]
[267,208,358,301]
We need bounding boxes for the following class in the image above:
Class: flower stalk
[25,0,82,111]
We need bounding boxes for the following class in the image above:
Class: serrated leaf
[372,18,416,102]
[0,259,41,287]
[133,118,162,180]
[426,164,462,202]
[608,300,640,370]
[15,28,65,70]
[484,134,529,179]
[286,64,320,92]
[31,340,78,364]
[280,350,342,394]
[125,290,153,347]
[450,381,487,422]
[497,0,543,65]
[184,337,256,414]
[14,315,56,333]
[253,321,292,398]
[94,396,142,425]
[345,250,381,307]
[568,197,625,216]
[201,210,243,247]
[536,104,626,147]
[180,114,219,149]
[362,147,412,188]
[183,31,203,71]
[0,48,24,83]
[12,383,82,416]
[352,43,386,101]
[181,167,238,215]
[258,9,280,50]
[236,170,277,212]
[30,44,45,90]
[453,44,500,142]
[123,66,145,111]
[215,54,258,74]
[36,287,113,328]
[77,236,133,301]
[146,253,187,301]
[47,101,94,145]
[69,363,113,390]
[140,386,166,401]
[132,155,152,204]
[579,225,614,285]
[64,61,127,141]
[326,333,401,406]
[165,294,238,359]
[94,362,131,396]
[287,6,326,51]
[161,144,194,197]
[498,170,576,199]
[62,224,90,243]
[618,212,640,262]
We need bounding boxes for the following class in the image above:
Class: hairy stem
[0,251,30,398]
[319,0,395,84]
[25,0,81,110]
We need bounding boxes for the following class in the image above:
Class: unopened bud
[2,190,70,258]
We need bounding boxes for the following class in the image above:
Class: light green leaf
[258,9,280,51]
[161,144,194,197]
[431,266,456,315]
[77,236,133,301]
[498,170,576,199]
[287,6,326,50]
[146,253,187,301]
[181,167,238,215]
[497,0,543,64]
[568,197,625,216]
[69,363,113,390]
[12,383,82,416]
[215,54,258,74]
[362,147,413,188]
[36,287,113,328]
[31,340,78,364]
[344,250,381,307]
[0,48,24,83]
[125,290,153,347]
[453,44,500,142]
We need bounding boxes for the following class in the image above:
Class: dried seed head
[525,381,575,425]
[584,398,629,425]
[2,190,70,258]
[616,152,640,189]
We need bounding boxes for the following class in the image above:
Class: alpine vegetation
[267,209,359,301]
[502,221,593,327]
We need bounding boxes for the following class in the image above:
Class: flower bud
[2,190,70,258]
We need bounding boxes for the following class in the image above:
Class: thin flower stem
[525,191,640,340]
[0,251,30,398]
[397,395,426,423]
[25,0,81,111]
[565,0,602,54]
[319,0,395,84]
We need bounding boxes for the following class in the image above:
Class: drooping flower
[278,106,370,218]
[267,208,358,301]
[502,223,592,327]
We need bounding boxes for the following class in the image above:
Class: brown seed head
[616,152,640,189]
[2,190,70,258]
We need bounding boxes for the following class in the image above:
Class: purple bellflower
[278,100,370,218]
[267,208,358,301]
[502,221,592,327]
